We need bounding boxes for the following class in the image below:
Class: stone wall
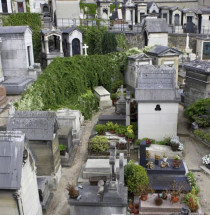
[168,34,197,53]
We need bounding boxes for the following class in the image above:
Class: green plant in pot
[59,144,67,156]
[116,125,127,137]
[172,155,181,168]
[106,121,115,133]
[110,93,118,105]
[125,125,134,141]
[95,124,107,135]
[124,161,149,194]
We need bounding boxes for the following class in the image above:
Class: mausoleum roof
[182,8,201,14]
[41,28,62,36]
[0,26,30,34]
[0,131,25,189]
[147,45,182,56]
[7,111,60,141]
[62,27,82,34]
[135,65,180,102]
[127,53,152,60]
[170,6,182,11]
[184,60,210,74]
[201,8,210,14]
[143,18,168,33]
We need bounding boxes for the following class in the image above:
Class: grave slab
[2,77,33,95]
[98,114,126,125]
[94,86,112,109]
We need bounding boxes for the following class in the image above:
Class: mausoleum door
[1,0,8,13]
[17,2,24,13]
[174,14,179,26]
[72,38,80,56]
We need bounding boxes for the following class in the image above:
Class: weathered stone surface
[0,86,8,113]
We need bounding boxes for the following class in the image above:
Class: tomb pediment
[147,45,182,57]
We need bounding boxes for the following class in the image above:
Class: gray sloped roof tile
[0,131,25,190]
[7,111,60,141]
[0,26,30,34]
[143,18,168,33]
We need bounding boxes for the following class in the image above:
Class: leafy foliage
[79,26,107,55]
[80,2,97,15]
[15,53,126,119]
[95,124,107,134]
[102,31,117,54]
[2,13,42,62]
[116,34,127,50]
[185,98,210,127]
[194,129,210,142]
[183,189,199,212]
[125,161,149,193]
[186,171,200,195]
[89,136,109,152]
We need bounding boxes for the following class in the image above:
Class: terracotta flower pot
[128,204,133,210]
[133,209,139,214]
[140,194,148,201]
[110,130,115,134]
[171,195,179,203]
[134,203,139,209]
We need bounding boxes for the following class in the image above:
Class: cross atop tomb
[109,142,116,181]
[83,44,89,56]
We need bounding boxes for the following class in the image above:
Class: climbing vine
[80,2,97,15]
[2,13,41,62]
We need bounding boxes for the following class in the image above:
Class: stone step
[139,212,175,215]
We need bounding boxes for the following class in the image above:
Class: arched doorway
[72,39,80,56]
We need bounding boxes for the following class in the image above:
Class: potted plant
[202,154,210,169]
[111,93,118,105]
[145,138,151,147]
[106,121,116,134]
[125,125,135,141]
[170,182,184,203]
[155,154,161,165]
[155,193,163,206]
[116,125,127,137]
[183,189,199,212]
[161,189,168,200]
[59,144,67,156]
[162,153,168,162]
[172,155,181,168]
[66,183,79,199]
[95,124,107,135]
[136,183,154,201]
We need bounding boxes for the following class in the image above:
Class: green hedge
[194,129,210,142]
[2,13,42,62]
[79,2,97,15]
[15,52,126,119]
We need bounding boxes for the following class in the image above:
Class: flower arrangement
[202,154,210,165]
[125,125,135,140]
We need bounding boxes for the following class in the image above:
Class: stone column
[119,153,124,186]
[80,42,83,55]
[59,36,63,54]
[44,37,49,54]
[70,43,72,57]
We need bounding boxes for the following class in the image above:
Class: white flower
[202,154,210,165]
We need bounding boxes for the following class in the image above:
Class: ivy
[2,13,41,62]
[102,31,117,54]
[15,52,127,119]
[116,34,127,50]
[80,2,97,15]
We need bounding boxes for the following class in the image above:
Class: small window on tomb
[155,104,161,111]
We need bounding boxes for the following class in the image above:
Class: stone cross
[83,44,89,56]
[109,142,116,181]
[186,33,189,50]
[119,153,124,186]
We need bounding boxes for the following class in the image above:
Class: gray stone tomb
[7,111,62,190]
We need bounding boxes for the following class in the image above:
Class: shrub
[95,124,107,134]
[125,161,149,193]
[110,93,118,100]
[156,137,171,145]
[116,125,127,135]
[102,31,117,54]
[111,80,123,93]
[186,171,200,195]
[183,189,199,212]
[89,136,109,153]
[185,98,210,127]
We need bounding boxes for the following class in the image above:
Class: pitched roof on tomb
[127,53,152,61]
[41,28,62,36]
[0,131,25,189]
[0,26,31,34]
[143,18,168,33]
[7,111,60,141]
[201,7,210,14]
[170,6,182,11]
[184,60,210,74]
[135,65,180,102]
[147,45,182,56]
[182,8,202,14]
[62,27,82,34]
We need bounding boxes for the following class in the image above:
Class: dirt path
[45,107,114,215]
